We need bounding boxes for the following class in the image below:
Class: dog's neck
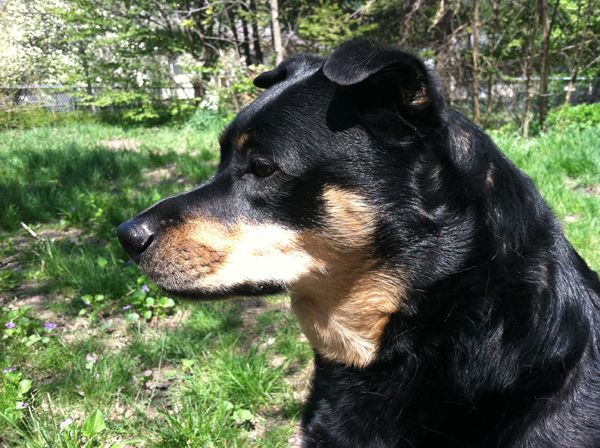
[290,263,404,368]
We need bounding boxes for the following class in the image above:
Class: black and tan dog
[117,40,600,447]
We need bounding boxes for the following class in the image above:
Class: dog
[117,39,600,447]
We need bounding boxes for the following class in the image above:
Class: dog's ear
[323,39,438,124]
[254,55,323,89]
[253,66,287,89]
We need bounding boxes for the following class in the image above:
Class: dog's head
[118,40,485,366]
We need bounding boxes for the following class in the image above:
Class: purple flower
[5,321,16,329]
[141,284,151,293]
[16,402,29,409]
[2,367,17,374]
[44,322,57,331]
[122,304,133,311]
[59,417,74,430]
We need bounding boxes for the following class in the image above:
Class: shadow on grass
[0,143,216,233]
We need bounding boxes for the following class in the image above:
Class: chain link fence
[449,77,600,127]
[1,77,599,127]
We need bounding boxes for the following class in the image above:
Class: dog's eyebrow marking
[233,130,251,151]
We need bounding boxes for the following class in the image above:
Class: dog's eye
[250,159,276,178]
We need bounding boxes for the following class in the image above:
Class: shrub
[546,103,600,132]
[0,107,94,130]
[186,107,228,131]
[90,90,198,126]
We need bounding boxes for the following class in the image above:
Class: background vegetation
[0,0,599,446]
[1,0,599,131]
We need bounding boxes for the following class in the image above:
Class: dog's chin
[153,281,286,301]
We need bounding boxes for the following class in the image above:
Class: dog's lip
[136,237,159,266]
[158,283,286,301]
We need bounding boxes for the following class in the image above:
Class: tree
[270,0,284,64]
[470,0,481,125]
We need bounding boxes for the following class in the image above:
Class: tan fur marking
[146,219,316,292]
[290,187,405,368]
[233,130,250,150]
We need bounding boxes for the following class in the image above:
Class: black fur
[118,39,600,447]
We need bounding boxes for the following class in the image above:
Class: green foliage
[90,91,197,126]
[546,103,600,132]
[125,277,177,321]
[187,107,229,131]
[298,1,377,51]
[81,410,107,438]
[0,368,33,426]
[0,107,94,131]
[1,306,55,347]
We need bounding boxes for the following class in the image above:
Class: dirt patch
[563,215,579,224]
[101,138,141,152]
[239,297,291,331]
[141,164,188,187]
[4,226,83,254]
[565,178,600,197]
[582,184,600,196]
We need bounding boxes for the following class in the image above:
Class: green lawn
[0,119,598,447]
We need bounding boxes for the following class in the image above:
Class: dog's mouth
[153,282,286,301]
[135,220,316,300]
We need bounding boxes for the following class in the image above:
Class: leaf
[25,334,41,347]
[181,359,195,370]
[158,297,175,308]
[145,297,155,307]
[18,379,32,395]
[222,400,234,411]
[96,257,108,268]
[126,312,140,323]
[5,371,22,384]
[82,409,106,437]
[232,408,254,424]
[143,310,153,320]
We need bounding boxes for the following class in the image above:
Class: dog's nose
[117,219,155,263]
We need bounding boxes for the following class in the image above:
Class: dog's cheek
[200,224,318,288]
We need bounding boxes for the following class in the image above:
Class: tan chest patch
[290,186,406,368]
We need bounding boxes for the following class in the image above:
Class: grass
[0,116,598,447]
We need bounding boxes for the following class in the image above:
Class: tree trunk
[249,0,263,64]
[226,5,241,59]
[523,58,534,138]
[484,0,500,123]
[470,0,481,125]
[564,0,594,105]
[522,3,540,138]
[240,6,252,66]
[78,42,96,113]
[537,0,559,128]
[192,80,203,100]
[269,0,284,65]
